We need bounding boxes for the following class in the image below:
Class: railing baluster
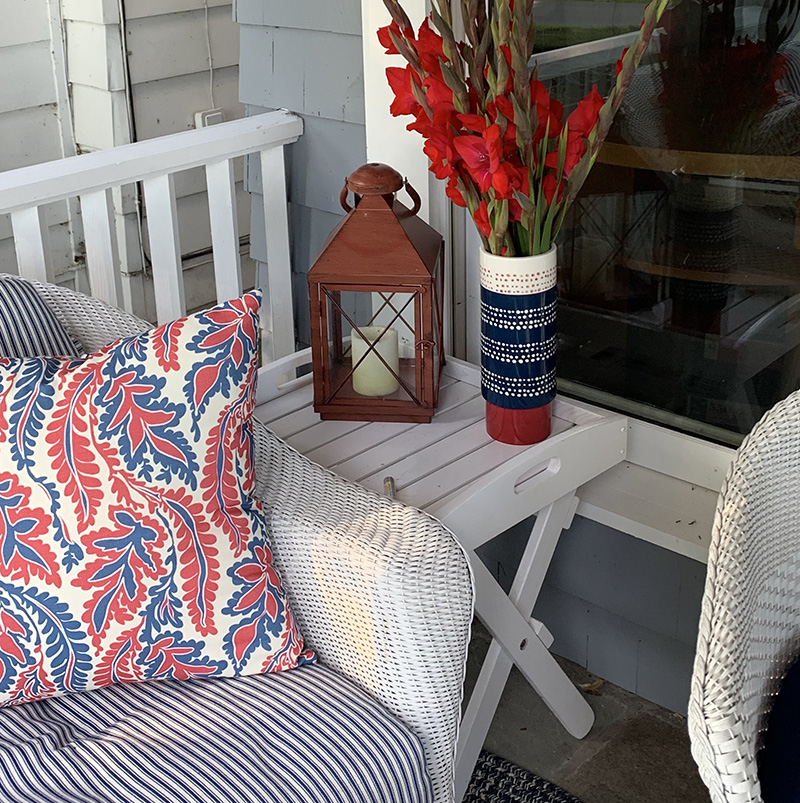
[11,206,53,283]
[259,146,294,360]
[205,158,242,303]
[80,189,122,308]
[142,173,185,324]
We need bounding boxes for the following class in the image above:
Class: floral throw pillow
[0,291,313,706]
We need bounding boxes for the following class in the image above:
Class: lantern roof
[309,193,442,284]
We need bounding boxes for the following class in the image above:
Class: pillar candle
[351,326,400,396]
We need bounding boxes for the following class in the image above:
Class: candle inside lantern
[351,326,400,396]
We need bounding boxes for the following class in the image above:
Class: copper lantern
[308,163,445,423]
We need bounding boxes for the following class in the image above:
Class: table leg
[455,639,513,802]
[455,492,594,800]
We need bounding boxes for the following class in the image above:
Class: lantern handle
[339,179,422,218]
[396,180,422,219]
[339,184,355,213]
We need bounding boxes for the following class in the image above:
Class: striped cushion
[0,276,79,358]
[0,664,433,803]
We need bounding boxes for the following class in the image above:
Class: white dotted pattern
[481,367,556,397]
[480,264,557,294]
[479,249,558,295]
[480,334,556,363]
[481,301,556,329]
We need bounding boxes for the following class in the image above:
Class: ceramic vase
[479,245,558,445]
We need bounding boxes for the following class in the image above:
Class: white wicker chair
[689,389,800,803]
[26,280,475,803]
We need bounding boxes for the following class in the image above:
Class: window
[546,0,800,445]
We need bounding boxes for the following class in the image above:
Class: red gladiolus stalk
[380,0,671,255]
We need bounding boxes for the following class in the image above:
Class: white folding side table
[255,351,628,802]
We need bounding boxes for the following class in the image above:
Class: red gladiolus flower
[544,130,587,177]
[416,18,446,76]
[454,124,503,193]
[407,109,432,137]
[494,96,515,123]
[491,161,526,200]
[615,47,629,76]
[423,75,457,126]
[377,20,410,55]
[543,173,564,205]
[386,66,422,117]
[423,126,460,180]
[568,85,604,137]
[445,176,468,207]
[531,81,563,141]
[474,200,492,237]
[487,98,518,146]
[379,0,667,254]
[458,113,488,133]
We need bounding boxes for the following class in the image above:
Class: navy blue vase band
[480,285,557,410]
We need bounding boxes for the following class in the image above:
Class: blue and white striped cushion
[0,664,433,803]
[0,275,79,358]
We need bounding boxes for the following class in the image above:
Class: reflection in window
[546,0,800,443]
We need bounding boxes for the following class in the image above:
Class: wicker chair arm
[250,418,473,803]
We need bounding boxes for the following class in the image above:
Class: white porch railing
[0,110,303,360]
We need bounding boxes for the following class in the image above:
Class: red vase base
[485,401,551,445]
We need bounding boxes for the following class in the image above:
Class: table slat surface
[254,359,617,519]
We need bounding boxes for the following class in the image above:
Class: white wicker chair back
[689,389,800,803]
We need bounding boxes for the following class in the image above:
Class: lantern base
[314,404,435,424]
[485,401,552,445]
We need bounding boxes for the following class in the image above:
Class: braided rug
[464,751,583,803]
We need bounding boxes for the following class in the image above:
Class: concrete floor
[466,623,711,803]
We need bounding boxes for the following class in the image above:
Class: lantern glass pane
[323,288,421,403]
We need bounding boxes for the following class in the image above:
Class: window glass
[546,0,800,444]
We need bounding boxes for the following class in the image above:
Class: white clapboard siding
[0,111,302,352]
[1,1,51,48]
[125,6,239,84]
[130,66,242,141]
[0,41,57,114]
[125,0,231,19]
[0,1,78,280]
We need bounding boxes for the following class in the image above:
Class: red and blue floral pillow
[0,291,313,707]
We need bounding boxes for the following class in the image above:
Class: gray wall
[235,0,366,347]
[477,516,706,713]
